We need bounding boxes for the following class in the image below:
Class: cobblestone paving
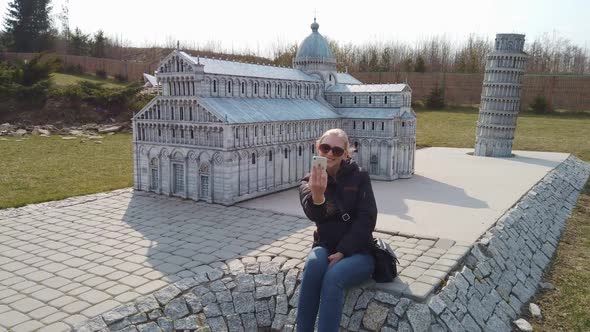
[0,189,467,330]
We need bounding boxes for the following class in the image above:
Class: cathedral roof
[185,54,321,82]
[326,84,409,93]
[198,97,340,124]
[295,19,336,62]
[336,73,362,84]
[334,107,402,119]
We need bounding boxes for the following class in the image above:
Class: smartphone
[312,156,327,170]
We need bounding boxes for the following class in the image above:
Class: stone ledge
[74,155,590,331]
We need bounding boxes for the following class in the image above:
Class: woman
[297,128,377,331]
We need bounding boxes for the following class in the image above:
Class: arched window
[241,82,245,94]
[179,107,184,120]
[312,144,315,153]
[227,81,232,94]
[353,121,356,129]
[190,129,194,139]
[158,128,161,136]
[369,96,372,104]
[298,146,302,156]
[189,107,193,121]
[284,148,288,159]
[171,107,175,120]
[340,96,343,104]
[252,153,256,164]
[402,122,405,127]
[149,158,159,191]
[372,122,375,130]
[354,96,357,104]
[381,122,385,130]
[213,80,217,93]
[362,121,365,130]
[384,96,388,104]
[254,82,258,95]
[266,83,270,95]
[269,151,273,161]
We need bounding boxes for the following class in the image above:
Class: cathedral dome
[295,19,335,62]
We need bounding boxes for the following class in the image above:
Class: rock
[62,136,77,140]
[102,303,138,324]
[99,125,122,133]
[271,314,287,330]
[164,298,189,319]
[362,302,388,330]
[259,262,281,274]
[174,315,199,330]
[241,313,258,331]
[226,314,243,332]
[88,135,104,140]
[254,274,276,286]
[513,318,533,332]
[207,316,228,332]
[136,295,160,313]
[129,313,148,324]
[233,292,255,314]
[136,322,162,332]
[406,303,431,332]
[203,303,222,317]
[69,129,84,136]
[14,129,27,136]
[184,293,203,313]
[255,285,278,299]
[154,285,182,305]
[354,290,375,310]
[539,282,555,290]
[529,303,542,319]
[236,275,255,292]
[157,317,173,332]
[276,294,288,315]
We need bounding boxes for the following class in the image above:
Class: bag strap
[330,181,351,222]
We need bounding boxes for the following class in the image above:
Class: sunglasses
[318,143,345,157]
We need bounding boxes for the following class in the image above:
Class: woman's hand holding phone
[309,157,328,204]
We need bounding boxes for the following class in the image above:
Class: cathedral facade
[132,20,416,205]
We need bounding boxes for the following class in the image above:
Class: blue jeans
[296,246,375,332]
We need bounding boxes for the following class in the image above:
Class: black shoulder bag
[372,237,399,283]
[331,182,399,283]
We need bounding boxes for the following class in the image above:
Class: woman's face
[318,134,347,169]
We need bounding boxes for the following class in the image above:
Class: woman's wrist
[312,195,325,205]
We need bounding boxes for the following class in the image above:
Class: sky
[0,0,588,57]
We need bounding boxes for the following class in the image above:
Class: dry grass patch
[531,179,590,332]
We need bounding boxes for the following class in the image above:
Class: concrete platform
[238,147,569,243]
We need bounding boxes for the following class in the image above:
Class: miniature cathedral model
[132,19,416,205]
[475,33,527,157]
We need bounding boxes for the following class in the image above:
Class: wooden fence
[3,52,589,110]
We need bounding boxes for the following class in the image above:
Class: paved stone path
[0,189,468,331]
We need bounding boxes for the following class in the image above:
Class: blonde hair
[316,128,354,158]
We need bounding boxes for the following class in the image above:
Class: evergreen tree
[414,55,426,72]
[2,0,53,52]
[68,27,89,56]
[92,29,107,58]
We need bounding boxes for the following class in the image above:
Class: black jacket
[299,159,377,257]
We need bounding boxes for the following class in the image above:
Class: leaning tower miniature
[474,34,528,157]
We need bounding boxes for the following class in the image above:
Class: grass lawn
[0,108,588,209]
[0,134,133,209]
[532,179,590,332]
[51,73,129,89]
[416,108,590,161]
